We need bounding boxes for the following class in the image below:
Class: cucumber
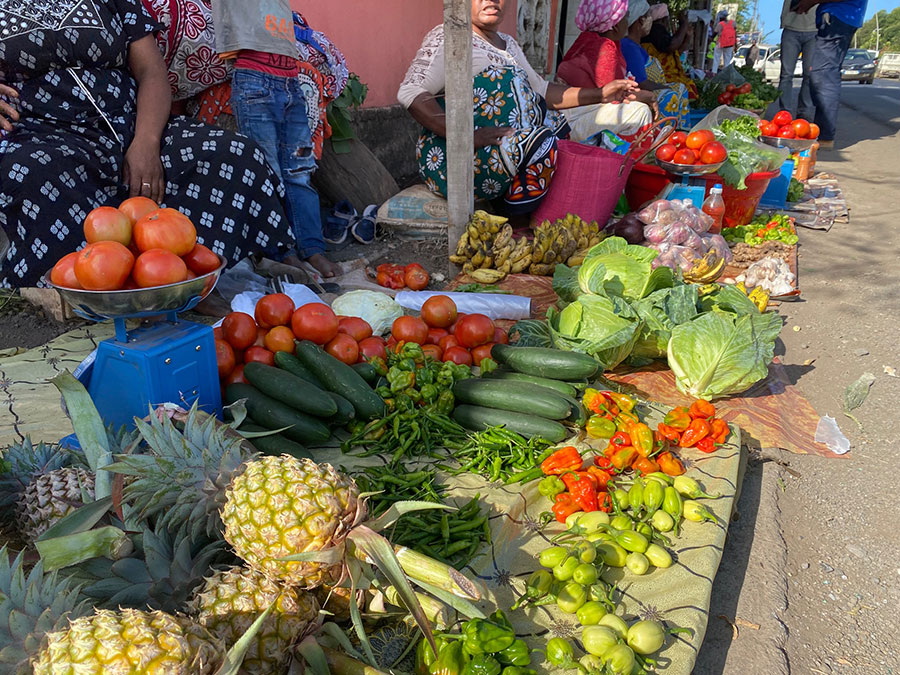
[224,383,331,444]
[326,391,356,426]
[491,344,599,380]
[273,351,319,384]
[451,379,571,420]
[243,362,337,418]
[485,370,578,397]
[238,422,311,459]
[295,341,386,420]
[351,362,379,384]
[453,405,568,443]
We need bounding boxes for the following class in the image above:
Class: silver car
[841,49,877,84]
[734,44,803,82]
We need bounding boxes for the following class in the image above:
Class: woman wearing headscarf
[620,0,690,128]
[398,0,640,213]
[642,4,699,98]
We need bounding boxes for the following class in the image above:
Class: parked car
[734,45,803,82]
[841,49,877,84]
[877,52,900,78]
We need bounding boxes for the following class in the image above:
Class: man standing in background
[712,10,737,73]
[777,0,817,124]
[747,39,760,68]
[796,0,868,149]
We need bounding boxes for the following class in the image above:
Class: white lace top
[397,25,550,109]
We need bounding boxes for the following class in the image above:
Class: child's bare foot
[306,253,340,278]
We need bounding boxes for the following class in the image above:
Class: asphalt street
[837,77,900,131]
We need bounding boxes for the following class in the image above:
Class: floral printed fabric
[576,0,629,33]
[142,0,231,100]
[417,66,568,213]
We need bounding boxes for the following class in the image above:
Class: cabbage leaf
[578,237,675,300]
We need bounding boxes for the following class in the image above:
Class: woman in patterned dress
[0,0,295,288]
[397,0,643,214]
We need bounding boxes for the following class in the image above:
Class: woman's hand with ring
[123,137,165,203]
[0,84,20,133]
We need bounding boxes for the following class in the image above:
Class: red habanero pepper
[628,422,654,458]
[586,466,613,489]
[597,492,612,513]
[680,418,711,448]
[657,451,685,476]
[657,423,682,444]
[561,470,597,490]
[541,446,582,475]
[710,418,730,444]
[610,431,632,448]
[695,437,716,453]
[610,446,638,471]
[633,455,661,475]
[663,406,692,431]
[689,399,716,420]
[560,472,599,512]
[593,455,613,470]
[552,493,580,523]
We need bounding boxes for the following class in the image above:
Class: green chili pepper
[489,610,513,632]
[479,357,499,375]
[495,639,530,666]
[416,633,448,672]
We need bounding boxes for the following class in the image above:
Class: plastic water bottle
[702,184,725,234]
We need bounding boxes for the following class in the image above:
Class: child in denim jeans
[213,0,338,276]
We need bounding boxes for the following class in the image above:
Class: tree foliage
[855,7,900,54]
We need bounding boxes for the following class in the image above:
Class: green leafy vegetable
[713,128,789,190]
[718,115,761,138]
[787,178,804,203]
[553,295,641,370]
[577,238,675,300]
[629,285,700,363]
[552,264,582,305]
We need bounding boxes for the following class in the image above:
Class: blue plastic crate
[687,109,711,129]
[759,158,796,210]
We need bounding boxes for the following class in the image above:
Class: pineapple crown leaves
[0,438,77,510]
[0,545,91,674]
[106,403,255,541]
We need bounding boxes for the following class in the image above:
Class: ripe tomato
[50,252,82,289]
[422,344,443,361]
[264,325,296,353]
[777,125,796,138]
[699,141,727,165]
[291,303,339,345]
[448,313,466,335]
[791,119,810,138]
[118,197,158,226]
[672,148,697,165]
[725,84,736,93]
[255,293,295,328]
[717,92,733,105]
[325,333,359,365]
[471,342,496,367]
[426,328,449,345]
[736,82,752,95]
[182,244,220,276]
[213,326,224,341]
[84,206,132,246]
[654,143,677,163]
[386,336,399,353]
[668,131,687,148]
[404,265,430,290]
[442,346,473,366]
[337,316,373,342]
[73,241,134,290]
[421,295,458,328]
[224,364,247,386]
[455,313,494,348]
[222,312,258,351]
[493,327,509,345]
[685,130,714,150]
[358,336,387,360]
[772,110,793,127]
[133,208,197,255]
[243,346,275,366]
[375,269,392,287]
[760,122,778,137]
[132,249,188,288]
[392,316,429,345]
[254,327,268,347]
[375,263,406,289]
[807,123,820,139]
[438,334,460,352]
[215,339,236,378]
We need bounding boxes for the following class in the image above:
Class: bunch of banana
[451,210,535,282]
[735,281,771,312]
[530,215,605,274]
[682,250,726,284]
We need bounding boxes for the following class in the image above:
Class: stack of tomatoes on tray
[49,198,220,291]
[716,81,752,105]
[375,262,430,291]
[215,294,509,386]
[654,129,728,167]
[758,110,819,140]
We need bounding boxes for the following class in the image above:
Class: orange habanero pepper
[663,406,692,430]
[680,418,711,448]
[610,446,638,471]
[541,446,582,475]
[657,423,682,444]
[633,455,661,475]
[710,418,730,444]
[689,400,716,420]
[552,493,580,523]
[657,451,685,476]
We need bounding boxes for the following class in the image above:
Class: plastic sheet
[394,290,532,321]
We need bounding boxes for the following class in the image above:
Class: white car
[734,44,803,82]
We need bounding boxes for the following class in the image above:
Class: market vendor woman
[398,0,642,213]
[0,0,296,288]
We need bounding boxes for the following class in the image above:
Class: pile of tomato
[654,130,728,167]
[758,110,820,140]
[49,198,220,291]
[716,82,752,105]
[375,263,430,291]
[215,293,509,386]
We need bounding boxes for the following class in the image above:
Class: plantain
[531,246,544,264]
[493,244,513,268]
[588,234,603,247]
[560,236,577,262]
[470,268,506,283]
[455,233,470,257]
[697,283,720,297]
[467,223,481,242]
[683,251,726,284]
[510,254,532,274]
[496,260,512,276]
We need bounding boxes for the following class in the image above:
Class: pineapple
[32,608,224,674]
[221,455,363,588]
[0,546,91,675]
[18,467,95,541]
[190,565,321,675]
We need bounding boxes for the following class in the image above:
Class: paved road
[838,78,900,131]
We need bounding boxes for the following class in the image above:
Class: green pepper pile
[443,426,555,484]
[375,342,472,414]
[416,610,537,675]
[722,212,799,246]
[390,495,490,569]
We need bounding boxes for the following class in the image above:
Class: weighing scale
[656,158,726,208]
[45,258,226,431]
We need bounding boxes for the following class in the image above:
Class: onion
[606,213,645,244]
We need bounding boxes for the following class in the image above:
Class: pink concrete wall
[295,1,518,108]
